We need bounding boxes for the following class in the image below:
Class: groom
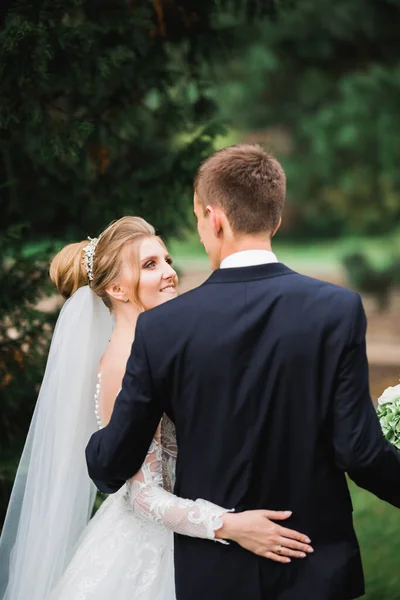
[86,145,400,600]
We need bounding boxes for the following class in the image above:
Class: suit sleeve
[332,293,400,507]
[86,315,163,493]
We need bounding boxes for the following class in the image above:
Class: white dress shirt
[220,249,279,269]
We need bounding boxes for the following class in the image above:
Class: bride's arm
[129,432,313,562]
[129,437,232,544]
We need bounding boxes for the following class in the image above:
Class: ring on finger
[276,545,283,554]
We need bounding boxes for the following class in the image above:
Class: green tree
[0,0,286,525]
[213,0,400,237]
[0,227,56,519]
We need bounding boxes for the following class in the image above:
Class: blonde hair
[50,216,162,309]
[49,241,88,300]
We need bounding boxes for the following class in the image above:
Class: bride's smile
[138,237,179,308]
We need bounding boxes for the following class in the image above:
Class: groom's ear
[206,205,223,237]
[271,217,282,238]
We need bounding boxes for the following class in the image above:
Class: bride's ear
[105,283,128,304]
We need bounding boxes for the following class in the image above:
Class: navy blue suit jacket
[86,263,400,600]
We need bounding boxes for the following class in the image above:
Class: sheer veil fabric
[0,287,113,600]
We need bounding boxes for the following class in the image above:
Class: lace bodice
[94,374,232,543]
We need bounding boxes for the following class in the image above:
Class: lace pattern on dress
[94,377,232,546]
[160,415,177,493]
[128,426,232,544]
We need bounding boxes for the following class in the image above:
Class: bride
[0,216,312,600]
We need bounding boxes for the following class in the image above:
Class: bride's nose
[162,263,177,280]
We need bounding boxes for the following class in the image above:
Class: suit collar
[204,262,295,284]
[220,249,278,269]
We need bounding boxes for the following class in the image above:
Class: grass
[350,481,400,599]
[168,230,400,273]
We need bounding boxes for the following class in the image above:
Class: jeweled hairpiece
[83,235,101,282]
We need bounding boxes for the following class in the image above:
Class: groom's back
[142,262,365,600]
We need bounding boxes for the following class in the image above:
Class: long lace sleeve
[128,427,233,544]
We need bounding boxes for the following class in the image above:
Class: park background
[0,1,399,598]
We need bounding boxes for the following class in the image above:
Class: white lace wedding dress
[49,376,230,600]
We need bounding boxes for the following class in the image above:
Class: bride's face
[137,237,178,310]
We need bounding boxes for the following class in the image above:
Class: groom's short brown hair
[194,144,286,235]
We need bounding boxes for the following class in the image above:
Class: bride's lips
[160,284,177,294]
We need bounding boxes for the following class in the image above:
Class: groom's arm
[86,315,163,494]
[332,293,400,507]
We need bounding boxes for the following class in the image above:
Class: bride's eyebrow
[141,255,158,263]
[141,254,171,263]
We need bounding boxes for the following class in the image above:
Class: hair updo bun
[49,241,89,299]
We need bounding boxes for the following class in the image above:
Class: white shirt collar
[220,250,279,269]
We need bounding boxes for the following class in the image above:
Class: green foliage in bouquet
[376,385,400,450]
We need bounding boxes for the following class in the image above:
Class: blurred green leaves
[212,0,400,237]
[0,0,290,527]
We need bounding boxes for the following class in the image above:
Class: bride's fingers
[278,536,313,554]
[278,547,308,559]
[263,510,292,521]
[263,551,291,564]
[275,525,311,544]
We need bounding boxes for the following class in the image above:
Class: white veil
[0,286,113,600]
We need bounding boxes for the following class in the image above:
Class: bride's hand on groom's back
[215,510,314,564]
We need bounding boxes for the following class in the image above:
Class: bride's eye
[143,260,156,269]
[166,258,173,266]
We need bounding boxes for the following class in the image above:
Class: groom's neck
[219,235,274,264]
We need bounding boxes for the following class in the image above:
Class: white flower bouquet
[377,383,400,450]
